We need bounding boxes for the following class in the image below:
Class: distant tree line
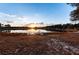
[0,22,79,32]
[0,23,11,28]
[0,23,11,32]
[44,23,79,32]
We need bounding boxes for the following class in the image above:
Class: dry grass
[0,32,79,55]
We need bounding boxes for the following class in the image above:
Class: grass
[0,32,79,55]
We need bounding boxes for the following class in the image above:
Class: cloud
[0,12,47,26]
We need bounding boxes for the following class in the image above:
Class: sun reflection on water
[27,29,36,33]
[11,29,51,35]
[27,29,37,35]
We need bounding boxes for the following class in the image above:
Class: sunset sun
[28,24,37,28]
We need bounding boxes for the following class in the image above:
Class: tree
[0,23,1,28]
[68,3,79,24]
[5,24,11,27]
[70,7,79,23]
[4,24,11,32]
[68,3,79,7]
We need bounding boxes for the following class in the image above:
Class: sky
[0,3,74,26]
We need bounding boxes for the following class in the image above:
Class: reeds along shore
[0,32,79,55]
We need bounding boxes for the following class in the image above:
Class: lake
[1,29,51,35]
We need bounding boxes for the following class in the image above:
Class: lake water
[9,29,51,35]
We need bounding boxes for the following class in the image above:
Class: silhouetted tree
[5,24,11,27]
[4,24,11,32]
[68,3,79,24]
[68,3,79,7]
[0,23,1,28]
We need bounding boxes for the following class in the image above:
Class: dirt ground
[0,32,79,55]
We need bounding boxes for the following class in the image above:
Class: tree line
[0,23,11,28]
[44,23,79,32]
